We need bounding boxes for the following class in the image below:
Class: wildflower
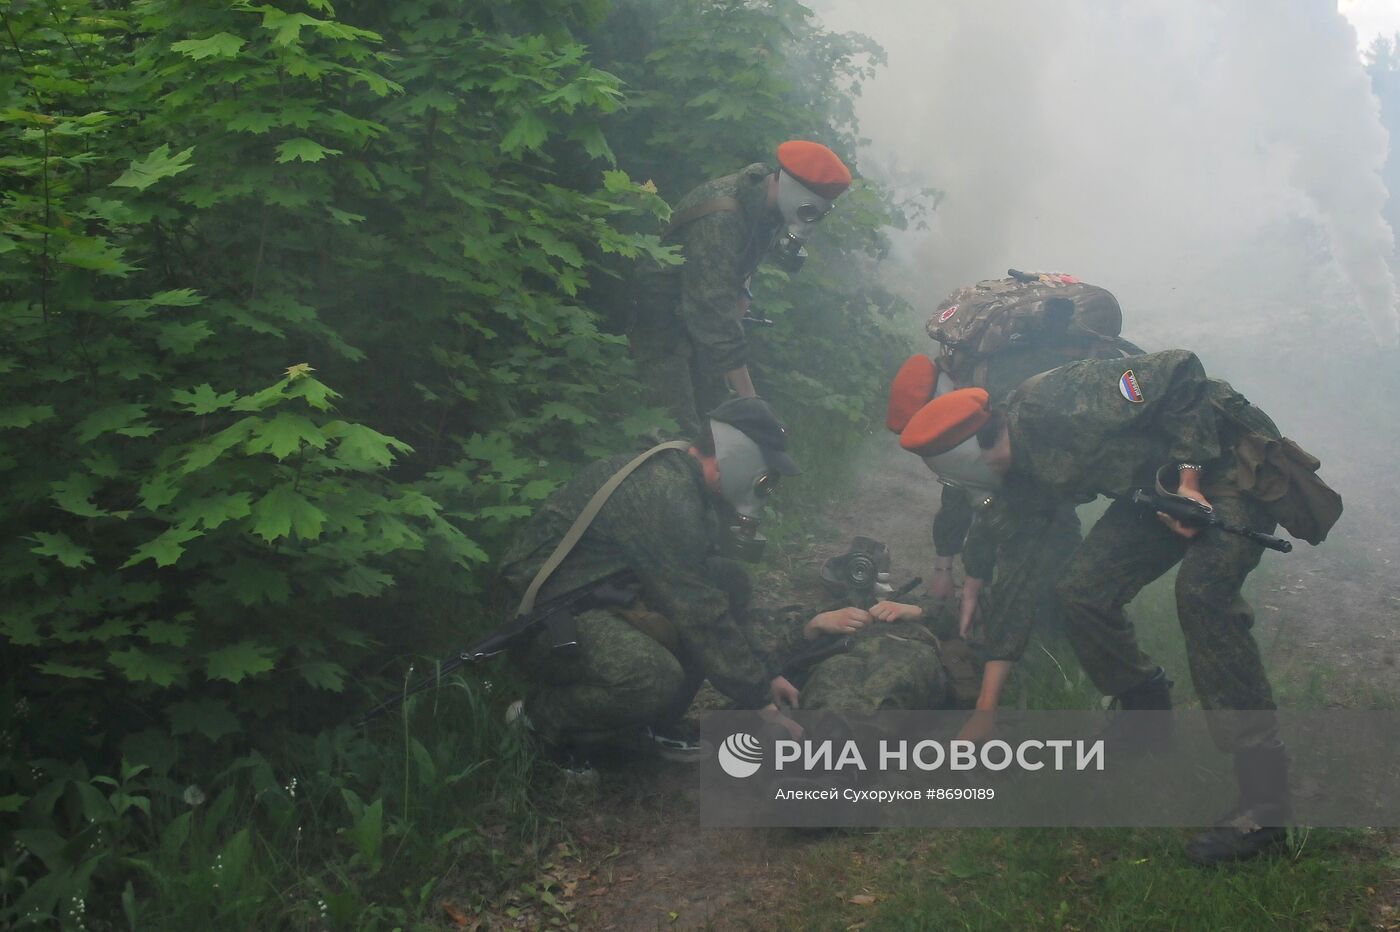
[284,776,298,798]
[183,784,206,807]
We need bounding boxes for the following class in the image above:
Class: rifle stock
[1129,490,1293,553]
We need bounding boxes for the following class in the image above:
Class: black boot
[1186,744,1291,865]
[1100,667,1173,754]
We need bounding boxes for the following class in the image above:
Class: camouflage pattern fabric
[800,624,950,711]
[964,499,1081,663]
[748,609,951,712]
[500,448,775,729]
[1007,349,1249,500]
[1056,496,1279,751]
[517,608,692,746]
[629,164,781,435]
[1006,349,1288,751]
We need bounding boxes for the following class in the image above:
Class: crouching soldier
[499,398,802,759]
[902,349,1342,864]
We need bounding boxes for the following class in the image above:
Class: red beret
[899,388,991,457]
[777,140,852,199]
[886,354,939,433]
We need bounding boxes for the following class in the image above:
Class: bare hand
[806,607,871,637]
[869,600,922,623]
[1157,486,1212,539]
[959,577,985,640]
[770,675,800,709]
[956,710,1000,745]
[760,703,804,740]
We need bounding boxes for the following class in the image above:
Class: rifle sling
[515,441,692,617]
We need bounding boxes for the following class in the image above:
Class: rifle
[1129,489,1293,553]
[354,570,637,726]
[782,575,924,678]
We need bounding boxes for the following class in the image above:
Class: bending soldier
[630,141,852,435]
[499,398,802,756]
[902,349,1342,864]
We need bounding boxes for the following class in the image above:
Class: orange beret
[899,388,991,457]
[777,140,852,199]
[886,354,939,433]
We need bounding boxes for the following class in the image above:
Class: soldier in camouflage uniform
[629,141,852,436]
[501,398,803,750]
[918,348,1341,864]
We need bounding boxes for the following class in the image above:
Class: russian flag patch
[1119,370,1144,403]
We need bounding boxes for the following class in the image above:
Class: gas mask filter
[711,420,779,561]
[773,170,834,274]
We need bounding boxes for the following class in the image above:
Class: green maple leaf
[184,492,253,530]
[156,320,214,354]
[112,144,195,192]
[171,384,238,415]
[75,404,148,444]
[58,237,136,276]
[122,524,203,568]
[170,33,246,60]
[275,137,342,163]
[109,647,183,687]
[250,484,327,541]
[0,405,55,429]
[51,474,108,518]
[500,111,549,153]
[245,412,327,460]
[328,422,412,471]
[35,662,103,680]
[205,640,276,683]
[30,531,93,568]
[140,620,192,646]
[299,661,347,691]
[167,698,241,740]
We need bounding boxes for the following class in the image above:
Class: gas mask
[711,420,780,562]
[820,536,893,602]
[921,433,1002,508]
[773,170,834,274]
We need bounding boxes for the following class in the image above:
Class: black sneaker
[645,722,706,763]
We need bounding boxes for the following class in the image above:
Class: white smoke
[815,0,1400,352]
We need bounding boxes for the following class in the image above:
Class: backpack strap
[661,196,741,240]
[515,441,693,616]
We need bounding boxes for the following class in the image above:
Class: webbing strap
[661,196,741,240]
[514,441,692,616]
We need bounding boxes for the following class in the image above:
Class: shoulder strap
[661,196,741,240]
[515,441,692,616]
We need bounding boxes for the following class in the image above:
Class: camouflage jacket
[1006,349,1261,501]
[500,448,775,708]
[631,163,781,373]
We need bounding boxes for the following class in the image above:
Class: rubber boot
[1100,667,1173,754]
[1185,744,1291,865]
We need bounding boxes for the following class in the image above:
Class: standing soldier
[629,141,853,435]
[901,349,1343,864]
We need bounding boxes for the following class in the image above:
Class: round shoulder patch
[1118,370,1144,403]
[937,304,959,324]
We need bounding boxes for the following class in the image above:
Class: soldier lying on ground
[901,349,1343,864]
[629,141,852,436]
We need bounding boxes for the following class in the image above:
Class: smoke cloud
[815,0,1399,353]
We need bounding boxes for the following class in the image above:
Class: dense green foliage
[1,0,911,924]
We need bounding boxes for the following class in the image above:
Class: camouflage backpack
[926,270,1129,387]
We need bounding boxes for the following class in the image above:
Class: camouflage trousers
[517,608,701,747]
[968,503,1081,663]
[629,325,730,439]
[800,625,949,711]
[1057,495,1279,751]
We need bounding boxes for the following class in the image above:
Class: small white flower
[183,785,206,807]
